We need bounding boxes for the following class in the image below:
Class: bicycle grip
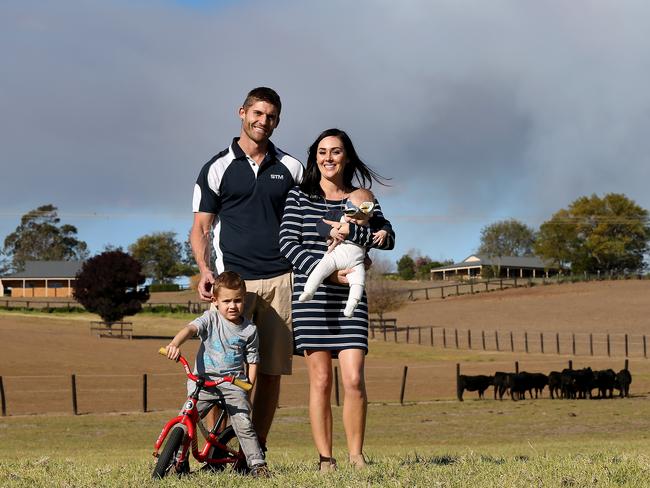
[233,378,253,392]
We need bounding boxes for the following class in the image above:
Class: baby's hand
[373,229,388,246]
[327,238,342,253]
[165,343,181,361]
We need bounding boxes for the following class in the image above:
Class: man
[190,87,303,450]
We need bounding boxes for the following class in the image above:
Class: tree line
[0,204,199,284]
[3,192,649,284]
[394,193,650,279]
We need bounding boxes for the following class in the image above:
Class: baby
[299,188,387,317]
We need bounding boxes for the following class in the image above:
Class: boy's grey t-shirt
[190,310,259,383]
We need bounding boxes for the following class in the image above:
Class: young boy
[299,187,389,317]
[164,271,270,477]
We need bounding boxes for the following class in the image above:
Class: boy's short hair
[213,271,246,297]
[242,87,282,115]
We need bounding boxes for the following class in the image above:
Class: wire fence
[404,273,649,301]
[370,324,649,359]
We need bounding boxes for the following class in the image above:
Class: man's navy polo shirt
[192,138,304,280]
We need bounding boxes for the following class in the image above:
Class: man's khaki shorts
[243,271,293,376]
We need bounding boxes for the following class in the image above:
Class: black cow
[510,372,535,401]
[548,371,562,399]
[458,374,494,401]
[593,369,616,399]
[560,368,594,399]
[614,369,632,398]
[561,368,594,399]
[529,373,548,398]
[493,371,512,400]
[560,368,576,399]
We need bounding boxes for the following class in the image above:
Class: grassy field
[2,281,650,486]
[1,398,650,487]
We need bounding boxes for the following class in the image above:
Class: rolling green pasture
[1,399,649,487]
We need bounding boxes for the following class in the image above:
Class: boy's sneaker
[250,463,271,478]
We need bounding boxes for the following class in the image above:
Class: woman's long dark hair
[299,128,389,198]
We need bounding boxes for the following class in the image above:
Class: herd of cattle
[458,368,632,401]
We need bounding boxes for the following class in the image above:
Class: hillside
[387,280,650,334]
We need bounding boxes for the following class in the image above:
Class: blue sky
[2,0,650,270]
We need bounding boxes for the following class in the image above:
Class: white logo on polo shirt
[271,174,284,180]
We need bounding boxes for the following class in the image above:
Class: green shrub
[149,283,181,292]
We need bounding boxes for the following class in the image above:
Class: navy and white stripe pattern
[279,188,395,356]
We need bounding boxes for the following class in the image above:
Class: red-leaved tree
[73,251,149,323]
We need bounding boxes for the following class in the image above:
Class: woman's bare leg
[337,348,367,465]
[304,350,334,463]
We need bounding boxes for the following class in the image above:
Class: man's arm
[247,363,258,386]
[190,212,216,301]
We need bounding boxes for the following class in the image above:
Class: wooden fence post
[334,366,340,407]
[525,332,529,353]
[607,334,611,357]
[454,329,459,349]
[625,334,629,357]
[406,326,410,344]
[394,326,398,343]
[644,335,647,359]
[71,374,78,415]
[430,327,434,347]
[383,324,387,342]
[482,330,486,351]
[515,361,519,374]
[624,359,629,371]
[468,329,472,350]
[425,289,429,300]
[443,328,447,348]
[568,360,573,370]
[0,376,6,416]
[400,366,408,405]
[418,327,421,345]
[510,331,514,352]
[495,331,500,351]
[142,374,148,413]
[540,332,544,354]
[572,334,576,356]
[556,333,560,355]
[590,334,594,356]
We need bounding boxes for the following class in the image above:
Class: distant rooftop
[2,260,84,279]
[431,254,558,271]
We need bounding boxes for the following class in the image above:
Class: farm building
[0,260,83,297]
[430,254,560,281]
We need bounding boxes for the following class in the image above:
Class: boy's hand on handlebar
[165,343,181,361]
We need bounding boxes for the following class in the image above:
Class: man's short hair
[242,87,282,115]
[213,270,246,297]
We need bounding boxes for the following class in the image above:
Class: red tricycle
[152,347,252,479]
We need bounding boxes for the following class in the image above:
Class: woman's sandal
[319,454,337,472]
[349,453,367,469]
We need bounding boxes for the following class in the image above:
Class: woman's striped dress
[279,187,395,356]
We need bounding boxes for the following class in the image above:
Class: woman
[279,128,395,471]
